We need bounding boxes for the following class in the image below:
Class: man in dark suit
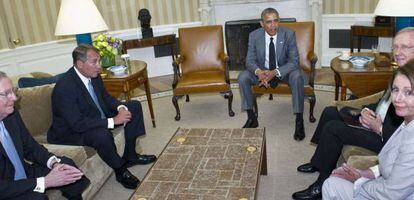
[0,71,89,200]
[238,7,305,140]
[292,27,414,200]
[47,44,156,189]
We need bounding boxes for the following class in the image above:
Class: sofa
[334,92,384,170]
[11,73,126,199]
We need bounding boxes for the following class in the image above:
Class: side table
[102,60,156,127]
[331,52,394,101]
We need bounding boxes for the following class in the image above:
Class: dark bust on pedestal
[138,8,153,38]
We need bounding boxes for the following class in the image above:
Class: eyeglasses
[392,45,414,53]
[0,87,18,99]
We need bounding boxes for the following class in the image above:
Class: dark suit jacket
[0,111,53,199]
[47,67,123,145]
[245,26,299,79]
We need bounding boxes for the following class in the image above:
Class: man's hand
[257,70,277,88]
[264,70,277,83]
[44,164,83,188]
[113,108,132,126]
[359,108,383,134]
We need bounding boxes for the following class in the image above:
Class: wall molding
[0,22,202,78]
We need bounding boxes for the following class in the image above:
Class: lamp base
[396,17,414,32]
[76,33,92,45]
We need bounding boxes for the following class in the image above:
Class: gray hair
[0,71,8,81]
[396,27,414,37]
[72,44,99,66]
[261,8,279,20]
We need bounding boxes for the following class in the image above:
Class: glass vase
[101,54,115,68]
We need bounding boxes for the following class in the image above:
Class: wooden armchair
[172,25,235,121]
[252,22,318,122]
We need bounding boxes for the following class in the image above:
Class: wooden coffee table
[130,128,267,200]
[102,60,155,127]
[331,52,395,101]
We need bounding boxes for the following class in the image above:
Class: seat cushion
[252,84,314,96]
[174,71,230,95]
[347,155,378,170]
[42,144,88,167]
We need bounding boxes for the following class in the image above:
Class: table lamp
[55,0,108,45]
[374,0,414,32]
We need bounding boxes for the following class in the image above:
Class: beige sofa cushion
[347,155,378,170]
[16,84,54,138]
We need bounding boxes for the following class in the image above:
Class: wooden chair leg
[185,95,190,102]
[308,95,316,123]
[172,95,182,121]
[226,91,235,117]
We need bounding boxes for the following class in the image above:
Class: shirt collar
[74,66,91,86]
[265,31,277,41]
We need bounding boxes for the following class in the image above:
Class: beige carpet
[93,89,335,200]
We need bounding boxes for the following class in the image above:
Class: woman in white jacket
[322,59,414,200]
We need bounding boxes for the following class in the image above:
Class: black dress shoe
[115,169,140,189]
[292,182,322,200]
[124,154,157,167]
[242,118,259,128]
[294,119,305,141]
[297,162,319,173]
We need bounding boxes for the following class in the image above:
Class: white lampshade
[55,0,108,36]
[374,0,414,16]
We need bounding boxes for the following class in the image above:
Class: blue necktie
[269,37,276,70]
[87,80,106,119]
[0,122,27,180]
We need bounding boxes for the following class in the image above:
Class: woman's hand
[331,163,362,183]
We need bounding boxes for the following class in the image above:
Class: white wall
[0,22,201,77]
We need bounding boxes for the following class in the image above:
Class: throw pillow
[18,73,64,88]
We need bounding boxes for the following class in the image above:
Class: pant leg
[238,70,259,110]
[8,192,48,200]
[123,100,146,140]
[322,177,354,200]
[280,69,304,114]
[81,129,125,169]
[310,106,342,144]
[311,120,383,175]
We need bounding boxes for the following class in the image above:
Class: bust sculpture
[138,8,153,38]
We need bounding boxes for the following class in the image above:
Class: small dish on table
[108,65,127,75]
[349,56,372,69]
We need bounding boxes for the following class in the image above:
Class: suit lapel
[258,29,266,67]
[69,68,101,110]
[91,78,108,115]
[276,27,285,65]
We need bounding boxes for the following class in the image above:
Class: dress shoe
[292,182,322,200]
[297,162,319,173]
[294,119,305,141]
[115,169,140,189]
[242,118,259,128]
[124,154,157,167]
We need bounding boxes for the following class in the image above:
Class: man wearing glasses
[47,44,156,190]
[0,72,89,199]
[238,7,305,141]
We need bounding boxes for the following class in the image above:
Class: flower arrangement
[92,34,122,68]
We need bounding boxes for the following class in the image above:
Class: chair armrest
[334,91,384,110]
[219,53,229,62]
[172,56,184,88]
[219,53,230,83]
[307,52,318,87]
[307,52,318,64]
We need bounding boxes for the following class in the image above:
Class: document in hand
[338,107,371,131]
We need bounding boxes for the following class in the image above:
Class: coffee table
[102,60,156,127]
[331,52,395,101]
[130,128,267,200]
